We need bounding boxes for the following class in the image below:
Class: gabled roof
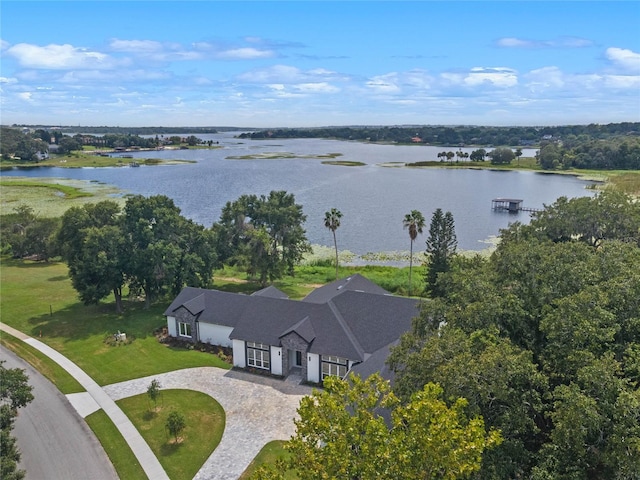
[301,273,389,303]
[164,286,251,328]
[251,285,289,299]
[280,316,316,343]
[331,290,420,354]
[166,277,420,363]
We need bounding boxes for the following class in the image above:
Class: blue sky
[1,1,639,127]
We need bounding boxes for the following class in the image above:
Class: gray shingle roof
[251,285,289,299]
[166,277,420,363]
[302,273,389,303]
[279,316,316,343]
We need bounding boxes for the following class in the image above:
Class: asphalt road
[0,347,118,480]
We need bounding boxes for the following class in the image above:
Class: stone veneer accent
[174,307,198,343]
[280,332,309,380]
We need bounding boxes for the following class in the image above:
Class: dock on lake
[491,198,542,213]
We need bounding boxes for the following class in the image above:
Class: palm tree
[324,208,343,280]
[403,209,425,295]
[515,148,523,165]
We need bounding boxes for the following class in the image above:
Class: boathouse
[492,198,523,213]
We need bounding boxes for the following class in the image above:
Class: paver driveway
[103,367,314,480]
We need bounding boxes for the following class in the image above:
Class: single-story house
[164,274,421,384]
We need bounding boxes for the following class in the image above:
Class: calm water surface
[3,133,596,254]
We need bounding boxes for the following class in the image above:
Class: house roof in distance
[301,273,390,303]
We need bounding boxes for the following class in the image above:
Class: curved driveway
[0,347,118,480]
[2,322,314,480]
[103,368,313,480]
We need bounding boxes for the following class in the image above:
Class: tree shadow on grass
[47,275,69,282]
[142,409,159,422]
[160,440,183,457]
[3,258,63,269]
[26,299,167,342]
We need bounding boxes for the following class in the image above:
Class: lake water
[2,132,596,256]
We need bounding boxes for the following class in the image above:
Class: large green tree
[403,209,425,295]
[391,192,640,478]
[1,205,59,261]
[258,374,500,479]
[424,208,457,298]
[57,196,217,311]
[214,191,310,284]
[0,362,34,480]
[526,190,640,247]
[57,201,125,311]
[488,147,515,165]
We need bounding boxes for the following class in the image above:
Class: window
[321,355,348,380]
[178,322,192,337]
[247,341,270,370]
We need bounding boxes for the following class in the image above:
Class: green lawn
[0,257,230,386]
[0,331,84,394]
[85,409,148,480]
[215,262,423,299]
[117,389,225,480]
[239,440,297,480]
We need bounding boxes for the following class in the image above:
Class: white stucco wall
[232,339,246,368]
[167,316,177,337]
[270,346,283,376]
[307,353,320,383]
[198,323,233,347]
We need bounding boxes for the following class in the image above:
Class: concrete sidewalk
[103,368,313,480]
[0,323,168,480]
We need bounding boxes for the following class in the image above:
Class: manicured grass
[0,257,231,386]
[240,440,297,480]
[85,409,148,480]
[0,331,84,394]
[117,389,225,480]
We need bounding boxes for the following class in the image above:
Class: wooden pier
[491,198,541,213]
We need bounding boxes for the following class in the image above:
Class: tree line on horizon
[3,123,639,169]
[238,122,639,145]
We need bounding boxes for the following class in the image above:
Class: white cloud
[497,37,535,48]
[525,66,565,89]
[217,47,275,60]
[440,68,518,89]
[464,67,518,87]
[6,43,117,69]
[604,75,640,89]
[496,36,593,48]
[605,47,640,73]
[109,39,164,53]
[294,82,339,93]
[366,73,401,93]
[0,76,17,84]
[238,65,326,84]
[18,92,33,101]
